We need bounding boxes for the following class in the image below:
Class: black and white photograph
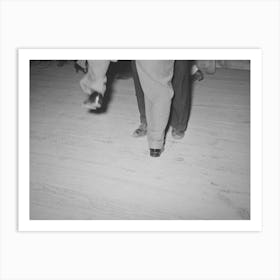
[18,50,260,227]
[2,0,280,280]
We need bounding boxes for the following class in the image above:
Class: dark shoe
[171,128,185,140]
[74,61,88,73]
[192,69,204,82]
[150,149,162,157]
[83,91,103,110]
[132,123,147,137]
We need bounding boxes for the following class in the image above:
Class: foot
[171,128,185,140]
[83,91,103,110]
[132,123,147,137]
[150,148,162,157]
[75,60,88,73]
[192,69,204,82]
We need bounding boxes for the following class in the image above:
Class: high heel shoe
[191,69,204,82]
[132,123,147,137]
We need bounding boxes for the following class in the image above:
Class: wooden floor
[30,62,250,220]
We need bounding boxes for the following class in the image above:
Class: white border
[18,49,262,232]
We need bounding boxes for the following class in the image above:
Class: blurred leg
[80,60,110,95]
[170,60,191,134]
[136,60,174,150]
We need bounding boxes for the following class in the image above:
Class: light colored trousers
[80,60,110,95]
[80,60,174,149]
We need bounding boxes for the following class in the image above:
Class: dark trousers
[131,60,191,132]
